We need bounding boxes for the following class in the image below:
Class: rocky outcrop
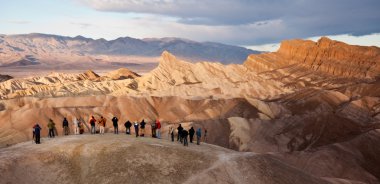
[0,51,292,100]
[104,68,140,80]
[245,37,380,79]
[0,74,12,82]
[137,51,290,99]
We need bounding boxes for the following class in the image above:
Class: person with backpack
[196,128,202,145]
[112,116,119,134]
[189,127,195,143]
[124,120,132,134]
[62,117,69,135]
[151,121,156,138]
[177,124,183,142]
[169,126,175,142]
[89,116,96,134]
[182,129,189,146]
[73,117,79,135]
[156,119,162,139]
[34,123,42,144]
[47,119,56,138]
[140,119,146,137]
[134,121,139,137]
[98,116,106,135]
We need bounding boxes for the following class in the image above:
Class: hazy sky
[1,0,379,51]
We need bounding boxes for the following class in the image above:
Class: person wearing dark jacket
[204,128,208,142]
[62,117,69,135]
[140,119,146,137]
[134,121,139,137]
[196,128,202,145]
[177,124,183,142]
[124,120,132,134]
[89,116,96,134]
[189,127,195,143]
[34,123,42,144]
[112,116,119,134]
[182,129,189,146]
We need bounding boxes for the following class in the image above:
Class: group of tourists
[169,124,207,146]
[32,116,208,147]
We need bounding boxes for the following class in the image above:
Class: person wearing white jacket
[73,117,79,135]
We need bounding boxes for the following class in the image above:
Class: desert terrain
[0,37,379,184]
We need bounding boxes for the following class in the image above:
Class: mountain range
[0,33,258,72]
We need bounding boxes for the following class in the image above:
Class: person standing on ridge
[182,129,189,146]
[78,119,84,134]
[196,128,202,145]
[112,116,119,134]
[189,127,195,143]
[140,119,146,137]
[151,121,156,138]
[177,124,183,142]
[98,116,106,135]
[62,117,69,135]
[204,128,208,142]
[156,119,162,139]
[73,117,79,135]
[47,119,55,138]
[124,120,132,134]
[89,116,96,134]
[169,126,175,142]
[34,123,42,144]
[134,121,139,137]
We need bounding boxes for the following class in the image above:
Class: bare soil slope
[0,134,328,184]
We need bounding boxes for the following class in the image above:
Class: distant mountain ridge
[0,33,259,67]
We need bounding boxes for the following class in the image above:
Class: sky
[0,0,379,51]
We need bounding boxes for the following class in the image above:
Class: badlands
[0,37,379,184]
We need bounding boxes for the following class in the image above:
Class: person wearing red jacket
[156,119,162,139]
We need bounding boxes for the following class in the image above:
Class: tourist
[151,121,156,138]
[177,124,183,142]
[156,119,161,139]
[196,128,202,145]
[89,116,96,134]
[204,128,208,142]
[78,119,84,134]
[182,129,189,146]
[169,126,174,142]
[34,123,42,144]
[47,119,55,138]
[140,119,146,137]
[73,117,79,135]
[62,117,69,135]
[112,116,119,134]
[134,121,139,137]
[189,127,195,143]
[98,116,106,135]
[124,120,132,134]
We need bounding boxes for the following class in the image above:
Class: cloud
[245,33,380,52]
[77,0,380,44]
[71,22,94,29]
[5,20,31,24]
